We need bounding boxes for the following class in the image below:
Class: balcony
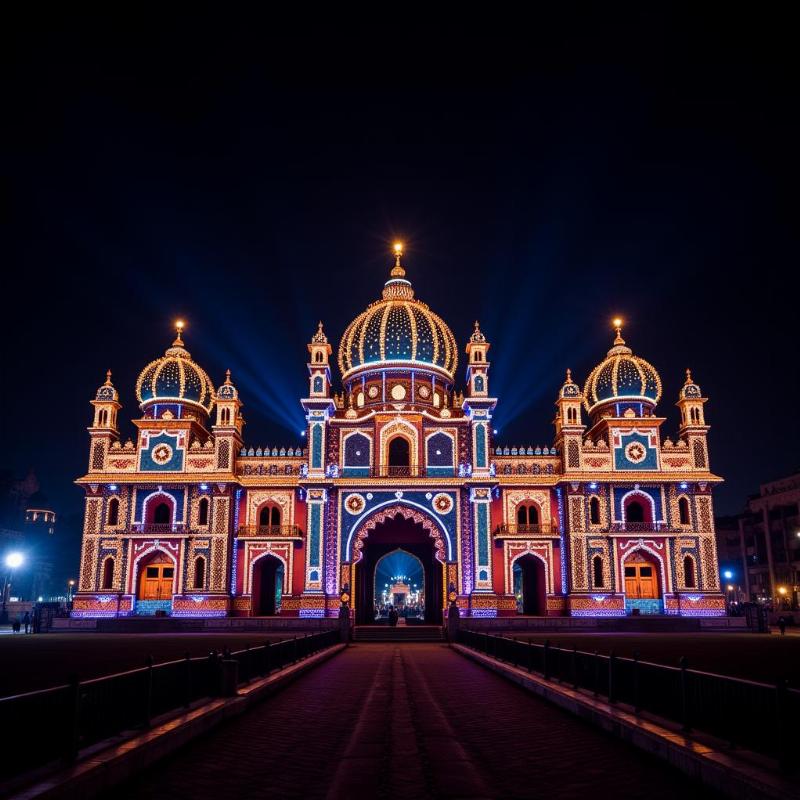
[129,523,188,534]
[494,524,560,537]
[237,525,303,538]
[606,522,675,533]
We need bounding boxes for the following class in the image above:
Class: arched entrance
[252,554,284,616]
[513,554,546,615]
[354,513,444,625]
[374,548,425,622]
[137,551,175,600]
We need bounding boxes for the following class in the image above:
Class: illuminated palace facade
[73,248,725,620]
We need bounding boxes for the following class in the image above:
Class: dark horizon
[3,8,798,573]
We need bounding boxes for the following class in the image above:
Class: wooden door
[624,560,658,599]
[139,554,175,600]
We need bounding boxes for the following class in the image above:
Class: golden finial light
[612,317,625,345]
[565,368,573,384]
[173,319,186,345]
[390,242,406,278]
[105,369,113,385]
[685,368,693,384]
[225,368,232,385]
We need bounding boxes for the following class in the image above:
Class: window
[388,437,410,467]
[683,555,696,588]
[198,496,209,525]
[625,501,645,523]
[194,557,205,589]
[259,505,281,528]
[356,392,364,408]
[153,502,171,525]
[592,556,604,588]
[516,504,539,527]
[107,497,119,526]
[314,352,323,363]
[678,497,690,525]
[101,557,114,589]
[589,497,600,525]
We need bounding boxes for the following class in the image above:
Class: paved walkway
[113,644,712,800]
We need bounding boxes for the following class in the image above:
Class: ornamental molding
[351,504,447,564]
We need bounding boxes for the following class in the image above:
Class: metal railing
[369,465,426,478]
[129,523,188,534]
[0,629,340,781]
[493,524,561,536]
[606,522,676,533]
[237,525,303,538]
[456,630,797,769]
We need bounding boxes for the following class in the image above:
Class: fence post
[608,650,616,704]
[593,651,599,697]
[243,644,251,683]
[527,641,534,673]
[184,652,192,708]
[571,647,578,690]
[679,656,691,732]
[265,642,272,675]
[67,674,80,762]
[208,651,218,696]
[633,650,641,715]
[144,655,154,728]
[543,639,550,680]
[776,679,790,771]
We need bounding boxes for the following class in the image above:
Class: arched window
[153,502,171,525]
[107,497,119,526]
[516,504,539,527]
[259,506,269,527]
[356,392,365,408]
[194,557,205,589]
[101,557,114,589]
[388,436,410,468]
[625,500,645,523]
[678,497,690,525]
[258,505,281,529]
[433,393,441,408]
[314,351,323,363]
[99,409,108,426]
[589,497,600,525]
[683,555,696,588]
[592,555,604,588]
[271,507,280,527]
[198,497,209,526]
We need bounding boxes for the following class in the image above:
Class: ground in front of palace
[108,643,723,800]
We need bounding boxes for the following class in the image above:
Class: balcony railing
[237,525,303,538]
[371,465,426,478]
[494,524,561,537]
[607,522,675,533]
[129,523,188,534]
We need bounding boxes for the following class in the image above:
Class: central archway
[252,554,284,616]
[354,512,445,625]
[374,548,425,622]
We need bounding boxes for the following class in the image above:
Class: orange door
[624,561,658,598]
[139,554,175,599]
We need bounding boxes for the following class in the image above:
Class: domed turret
[337,245,458,381]
[583,319,661,416]
[135,321,215,415]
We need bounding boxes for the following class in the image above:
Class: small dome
[216,369,239,400]
[680,368,702,399]
[136,326,215,413]
[96,370,119,402]
[583,323,661,413]
[338,250,458,380]
[559,369,580,399]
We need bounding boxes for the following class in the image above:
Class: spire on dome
[685,368,693,385]
[612,317,625,345]
[173,319,185,346]
[607,316,632,356]
[105,369,113,385]
[312,321,328,344]
[225,369,232,384]
[390,242,406,278]
[564,368,573,384]
[470,320,486,343]
[382,242,415,300]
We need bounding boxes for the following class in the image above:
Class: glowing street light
[723,570,733,580]
[5,553,23,569]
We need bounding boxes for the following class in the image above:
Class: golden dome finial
[173,319,186,346]
[685,368,693,385]
[612,317,625,345]
[225,368,232,385]
[565,368,573,384]
[105,369,113,385]
[390,242,406,278]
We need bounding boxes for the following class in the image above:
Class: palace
[73,246,725,620]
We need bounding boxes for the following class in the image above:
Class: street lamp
[2,551,25,624]
[723,570,733,580]
[67,579,76,602]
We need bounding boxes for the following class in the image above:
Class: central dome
[338,251,458,380]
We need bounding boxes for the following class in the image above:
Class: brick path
[113,644,712,799]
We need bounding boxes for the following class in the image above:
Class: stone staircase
[352,625,446,643]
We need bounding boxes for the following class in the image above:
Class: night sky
[3,9,798,576]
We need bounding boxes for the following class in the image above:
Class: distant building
[716,472,800,607]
